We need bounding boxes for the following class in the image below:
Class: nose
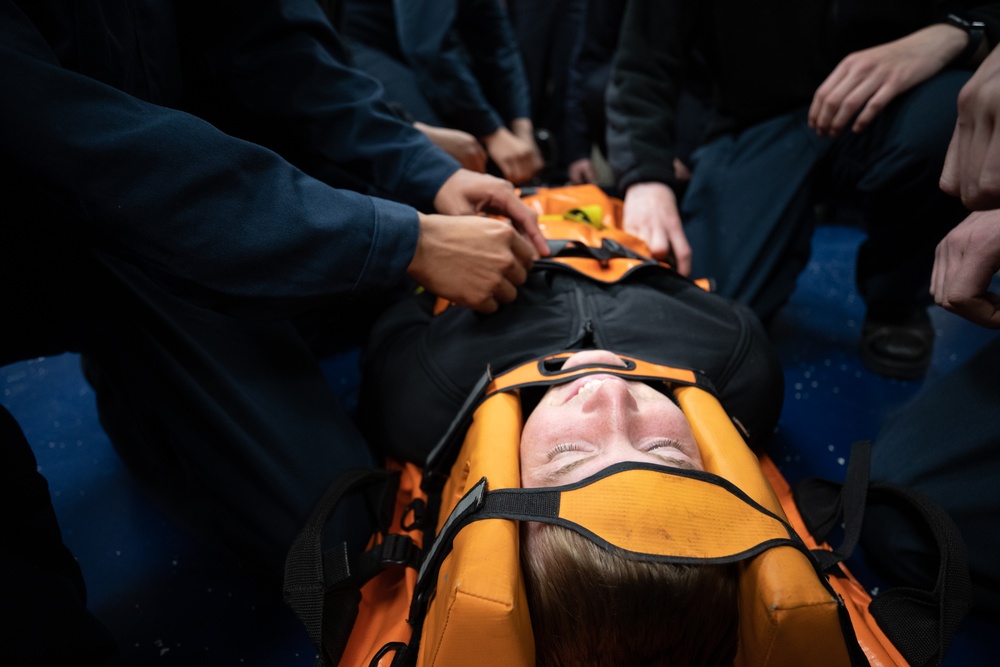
[580,377,638,416]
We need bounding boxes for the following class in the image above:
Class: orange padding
[761,457,908,667]
[422,391,533,667]
[340,461,424,667]
[417,363,855,666]
[522,183,624,231]
[556,468,793,560]
[486,354,696,395]
[434,184,708,313]
[675,386,853,667]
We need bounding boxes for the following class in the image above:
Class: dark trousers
[1,237,378,582]
[348,41,445,128]
[0,404,122,665]
[506,0,585,164]
[683,71,971,322]
[863,336,1000,620]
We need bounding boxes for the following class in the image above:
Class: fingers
[497,152,540,185]
[644,221,669,260]
[435,169,548,257]
[930,233,944,302]
[962,119,1000,209]
[465,225,532,313]
[485,129,543,184]
[940,46,1000,209]
[939,123,964,197]
[668,228,693,276]
[930,211,1000,328]
[465,144,488,173]
[476,296,500,314]
[942,107,1000,209]
[809,32,943,138]
[810,61,885,137]
[808,66,846,133]
[491,278,517,309]
[976,129,1000,208]
[509,226,537,271]
[851,83,894,133]
[569,159,597,184]
[937,286,1000,329]
[622,181,688,266]
[488,186,548,258]
[407,213,537,314]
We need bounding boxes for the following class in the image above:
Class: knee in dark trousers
[0,405,121,666]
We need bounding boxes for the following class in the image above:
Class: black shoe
[859,309,934,380]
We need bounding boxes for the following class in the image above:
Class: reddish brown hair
[521,523,739,666]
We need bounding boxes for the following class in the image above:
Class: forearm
[0,15,418,309]
[178,0,459,210]
[951,3,1000,55]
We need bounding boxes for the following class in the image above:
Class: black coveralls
[361,264,784,465]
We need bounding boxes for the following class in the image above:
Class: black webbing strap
[543,238,651,266]
[794,440,872,571]
[422,370,492,495]
[865,482,971,667]
[793,442,971,667]
[283,468,407,667]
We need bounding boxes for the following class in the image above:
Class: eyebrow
[543,452,697,483]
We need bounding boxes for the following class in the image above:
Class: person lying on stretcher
[358,191,784,665]
[517,349,741,666]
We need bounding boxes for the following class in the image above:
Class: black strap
[793,442,971,667]
[544,237,651,265]
[866,482,971,667]
[422,370,492,493]
[283,468,406,667]
[794,440,871,571]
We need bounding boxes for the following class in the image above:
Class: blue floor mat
[2,223,996,665]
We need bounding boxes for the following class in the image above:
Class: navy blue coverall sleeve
[392,0,507,137]
[177,0,461,212]
[0,0,460,313]
[454,0,533,125]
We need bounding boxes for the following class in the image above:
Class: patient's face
[520,350,703,488]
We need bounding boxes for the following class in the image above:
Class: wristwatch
[943,13,987,66]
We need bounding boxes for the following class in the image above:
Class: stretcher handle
[283,468,403,667]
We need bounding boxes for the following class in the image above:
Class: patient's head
[521,524,739,667]
[519,350,703,488]
[519,350,738,666]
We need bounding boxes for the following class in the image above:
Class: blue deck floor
[2,223,997,665]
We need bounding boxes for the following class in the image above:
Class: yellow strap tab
[563,206,605,229]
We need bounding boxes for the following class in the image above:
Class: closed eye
[644,438,684,453]
[546,442,586,461]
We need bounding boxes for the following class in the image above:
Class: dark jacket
[361,264,784,464]
[1,0,459,318]
[341,0,532,137]
[608,0,1000,193]
[561,0,626,165]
